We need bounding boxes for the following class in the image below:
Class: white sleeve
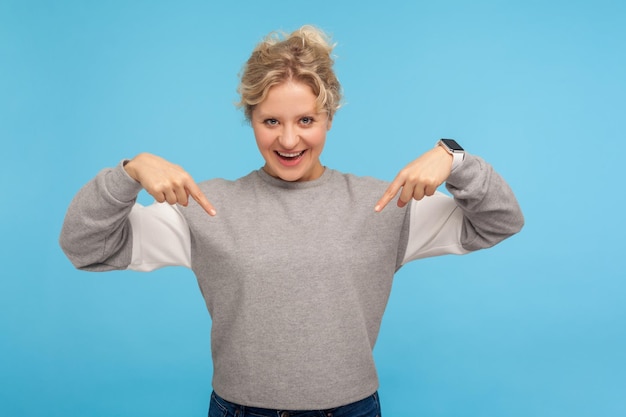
[401,191,470,264]
[127,203,192,271]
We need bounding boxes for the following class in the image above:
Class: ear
[326,117,333,131]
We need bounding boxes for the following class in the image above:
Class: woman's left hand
[374,145,453,212]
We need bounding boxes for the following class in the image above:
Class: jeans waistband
[209,390,381,417]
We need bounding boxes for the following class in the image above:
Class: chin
[278,172,306,182]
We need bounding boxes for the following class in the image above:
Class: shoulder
[197,171,258,192]
[329,169,390,196]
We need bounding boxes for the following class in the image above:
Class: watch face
[441,138,464,152]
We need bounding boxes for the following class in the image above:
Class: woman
[60,25,523,417]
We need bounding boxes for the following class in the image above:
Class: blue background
[1,0,624,416]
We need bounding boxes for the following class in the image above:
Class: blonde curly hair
[237,25,342,121]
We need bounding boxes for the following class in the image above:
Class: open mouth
[276,150,306,161]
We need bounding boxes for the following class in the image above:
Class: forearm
[446,153,524,251]
[59,162,142,271]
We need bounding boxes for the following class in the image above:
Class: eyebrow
[254,109,326,120]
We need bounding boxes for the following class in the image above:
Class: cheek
[311,129,327,149]
[253,128,273,150]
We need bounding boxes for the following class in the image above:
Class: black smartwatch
[437,138,465,170]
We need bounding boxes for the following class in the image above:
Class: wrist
[436,138,465,171]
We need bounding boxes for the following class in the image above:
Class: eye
[263,118,279,126]
[300,116,314,125]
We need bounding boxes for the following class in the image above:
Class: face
[251,80,332,182]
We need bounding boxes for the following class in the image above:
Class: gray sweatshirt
[60,154,523,410]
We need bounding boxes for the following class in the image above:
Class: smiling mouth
[276,150,306,160]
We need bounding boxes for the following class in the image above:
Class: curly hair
[237,25,342,122]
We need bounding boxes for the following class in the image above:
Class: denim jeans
[208,391,381,417]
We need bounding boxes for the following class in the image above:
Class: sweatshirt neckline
[255,167,334,190]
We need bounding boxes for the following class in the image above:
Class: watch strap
[437,139,465,171]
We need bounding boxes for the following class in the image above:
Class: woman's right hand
[124,153,216,216]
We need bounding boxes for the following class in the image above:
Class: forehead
[254,81,319,117]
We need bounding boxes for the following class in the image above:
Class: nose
[278,124,299,149]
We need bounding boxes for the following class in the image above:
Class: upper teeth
[278,151,303,157]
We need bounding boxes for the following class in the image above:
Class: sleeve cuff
[102,160,144,203]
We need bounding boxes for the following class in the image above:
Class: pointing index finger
[374,179,403,213]
[186,183,217,216]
